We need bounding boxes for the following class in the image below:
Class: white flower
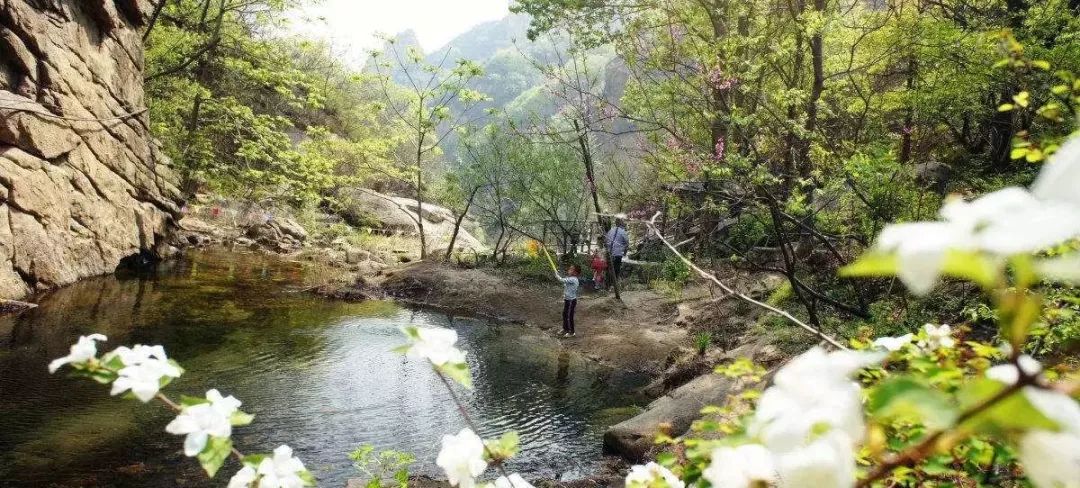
[986,355,1043,385]
[107,344,168,365]
[876,221,975,295]
[625,462,684,488]
[436,428,487,488]
[918,324,955,351]
[491,473,534,488]
[405,327,467,367]
[1031,134,1080,207]
[985,354,1080,488]
[48,334,107,373]
[165,389,241,456]
[872,333,914,352]
[106,344,182,402]
[254,445,310,488]
[750,348,883,452]
[775,431,856,488]
[874,134,1080,294]
[1018,430,1080,488]
[228,466,259,488]
[703,444,777,487]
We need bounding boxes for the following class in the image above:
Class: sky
[288,0,510,63]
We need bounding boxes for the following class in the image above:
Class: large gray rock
[604,373,737,461]
[0,1,182,299]
[336,188,485,253]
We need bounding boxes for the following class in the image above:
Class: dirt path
[368,261,694,373]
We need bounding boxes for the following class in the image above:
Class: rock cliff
[0,0,182,299]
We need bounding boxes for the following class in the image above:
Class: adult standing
[605,216,630,279]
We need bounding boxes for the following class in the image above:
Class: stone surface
[603,373,737,461]
[337,188,485,252]
[0,1,182,299]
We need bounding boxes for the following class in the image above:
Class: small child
[590,251,606,290]
[554,264,581,337]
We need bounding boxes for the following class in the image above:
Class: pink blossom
[707,66,737,91]
[714,138,726,162]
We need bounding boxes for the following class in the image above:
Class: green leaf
[839,252,898,278]
[181,395,211,407]
[438,362,473,389]
[1001,291,1042,348]
[940,250,998,289]
[299,469,317,486]
[957,379,1059,435]
[197,437,233,478]
[655,451,677,466]
[1031,60,1051,70]
[868,376,958,429]
[230,411,255,427]
[484,431,520,462]
[1010,147,1029,160]
[241,454,268,467]
[997,103,1015,112]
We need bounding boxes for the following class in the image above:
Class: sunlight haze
[289,0,510,62]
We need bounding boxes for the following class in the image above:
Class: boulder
[604,373,737,461]
[275,217,308,240]
[343,246,371,264]
[0,0,183,299]
[334,188,486,253]
[336,188,418,233]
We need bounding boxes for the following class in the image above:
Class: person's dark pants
[612,255,623,277]
[562,299,577,334]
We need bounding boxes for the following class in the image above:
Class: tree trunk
[574,119,621,301]
[445,185,481,260]
[798,0,826,180]
[899,56,917,164]
[415,121,428,259]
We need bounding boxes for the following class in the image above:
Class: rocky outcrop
[0,0,182,299]
[336,188,485,253]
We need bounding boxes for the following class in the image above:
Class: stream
[0,250,646,487]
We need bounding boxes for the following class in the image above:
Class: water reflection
[0,250,645,487]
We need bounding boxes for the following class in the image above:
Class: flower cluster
[400,326,472,387]
[229,445,311,488]
[706,65,737,91]
[871,134,1080,294]
[49,337,313,487]
[105,344,183,402]
[985,356,1080,488]
[166,389,242,456]
[625,347,885,488]
[626,462,685,488]
[437,428,488,488]
[872,323,954,353]
[713,138,725,162]
[402,326,467,367]
[48,333,108,373]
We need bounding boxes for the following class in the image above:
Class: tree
[369,39,488,259]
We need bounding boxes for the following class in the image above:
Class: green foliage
[197,436,233,478]
[693,332,712,355]
[660,254,692,285]
[484,431,521,463]
[146,2,404,207]
[348,445,414,488]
